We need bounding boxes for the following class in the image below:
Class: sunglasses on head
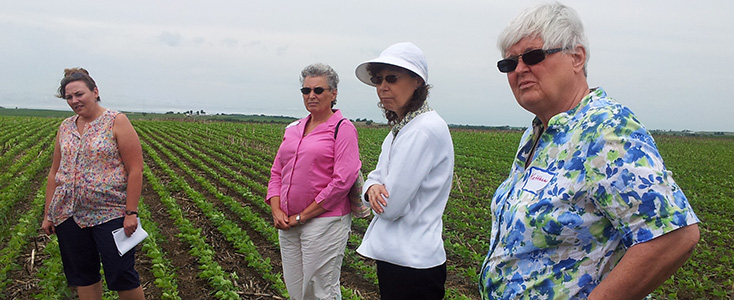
[68,72,85,79]
[60,72,87,85]
[369,74,400,85]
[300,87,330,95]
[497,48,565,73]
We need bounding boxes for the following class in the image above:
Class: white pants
[279,214,351,300]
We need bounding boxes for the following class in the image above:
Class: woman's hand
[272,208,291,230]
[123,215,138,237]
[366,184,389,214]
[41,219,55,235]
[269,197,291,230]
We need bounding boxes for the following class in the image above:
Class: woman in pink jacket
[266,63,362,300]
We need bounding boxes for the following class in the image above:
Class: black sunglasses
[300,87,330,95]
[68,72,85,79]
[60,72,87,85]
[369,74,400,85]
[497,48,564,73]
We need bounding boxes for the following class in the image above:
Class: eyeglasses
[369,74,400,85]
[300,87,330,95]
[497,48,564,73]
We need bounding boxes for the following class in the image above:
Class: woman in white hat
[355,42,455,299]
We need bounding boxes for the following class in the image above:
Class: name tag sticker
[522,167,556,195]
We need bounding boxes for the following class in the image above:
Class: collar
[391,102,433,137]
[286,109,343,131]
[539,87,606,129]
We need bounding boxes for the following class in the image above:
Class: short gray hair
[497,2,589,76]
[300,63,339,107]
[300,63,339,90]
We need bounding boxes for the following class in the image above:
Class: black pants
[376,260,446,300]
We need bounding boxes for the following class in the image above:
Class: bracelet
[125,210,138,216]
[296,214,304,225]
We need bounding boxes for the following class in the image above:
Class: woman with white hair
[479,2,699,299]
[355,42,455,300]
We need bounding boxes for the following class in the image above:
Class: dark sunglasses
[68,72,85,79]
[300,87,330,95]
[497,48,564,73]
[60,72,87,85]
[369,74,400,85]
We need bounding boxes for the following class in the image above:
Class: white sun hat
[355,42,428,87]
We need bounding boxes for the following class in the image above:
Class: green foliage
[138,202,182,300]
[0,184,48,292]
[0,108,74,118]
[33,237,75,299]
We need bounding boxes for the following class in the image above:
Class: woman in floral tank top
[42,68,145,300]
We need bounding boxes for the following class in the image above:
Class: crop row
[0,184,49,292]
[143,136,291,298]
[136,123,373,298]
[0,130,55,242]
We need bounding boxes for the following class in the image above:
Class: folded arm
[588,224,700,300]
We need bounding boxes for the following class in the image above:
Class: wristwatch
[296,214,304,225]
[125,210,138,216]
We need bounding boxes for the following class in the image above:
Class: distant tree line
[449,124,525,131]
[165,110,206,115]
[352,118,375,125]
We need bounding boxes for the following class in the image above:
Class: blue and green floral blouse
[479,88,699,299]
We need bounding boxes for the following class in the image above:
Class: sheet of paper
[111,218,148,256]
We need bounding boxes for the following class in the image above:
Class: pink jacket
[267,110,361,217]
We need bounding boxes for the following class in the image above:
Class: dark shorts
[55,217,141,291]
[376,260,446,300]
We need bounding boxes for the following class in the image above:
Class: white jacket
[357,111,454,268]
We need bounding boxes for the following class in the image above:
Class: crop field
[0,115,732,299]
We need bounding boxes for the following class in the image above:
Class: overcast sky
[2,1,732,131]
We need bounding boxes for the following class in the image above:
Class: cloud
[1,0,733,131]
[193,37,205,46]
[221,38,239,49]
[276,45,289,56]
[158,31,183,47]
